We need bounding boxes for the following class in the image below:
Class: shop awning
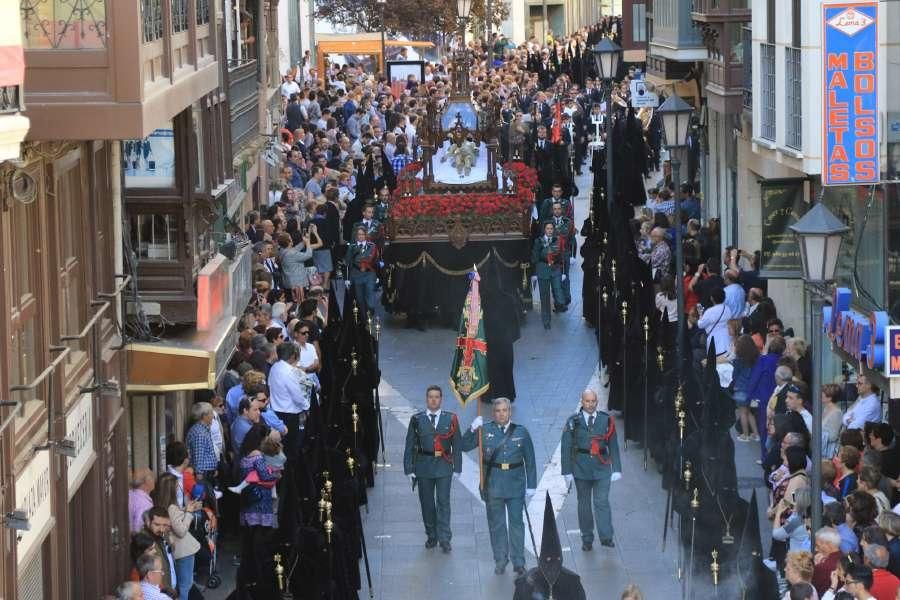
[126,316,237,392]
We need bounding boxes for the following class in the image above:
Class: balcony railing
[142,0,163,43]
[691,0,751,20]
[0,86,23,114]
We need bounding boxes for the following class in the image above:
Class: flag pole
[473,264,485,497]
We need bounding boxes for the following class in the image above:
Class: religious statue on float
[441,119,480,178]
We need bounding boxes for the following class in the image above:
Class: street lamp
[590,38,622,212]
[377,0,387,75]
[591,37,622,82]
[790,202,849,535]
[457,0,473,44]
[657,93,694,383]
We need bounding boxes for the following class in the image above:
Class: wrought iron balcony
[691,0,750,23]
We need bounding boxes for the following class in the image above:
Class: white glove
[452,472,460,480]
[525,488,536,502]
[561,274,567,281]
[569,257,576,265]
[564,474,574,487]
[408,473,417,482]
[530,275,538,285]
[470,416,484,431]
[611,472,622,482]
[344,279,352,288]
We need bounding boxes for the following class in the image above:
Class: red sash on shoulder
[589,416,615,465]
[433,414,458,465]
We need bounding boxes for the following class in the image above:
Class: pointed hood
[538,492,563,588]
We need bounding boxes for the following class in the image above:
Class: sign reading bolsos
[822,287,890,372]
[822,1,879,186]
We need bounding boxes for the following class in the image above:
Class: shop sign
[824,287,890,370]
[15,450,52,567]
[822,1,879,185]
[197,243,252,331]
[884,326,900,378]
[759,180,806,277]
[66,393,96,499]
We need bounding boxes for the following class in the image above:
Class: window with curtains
[759,43,776,141]
[785,47,802,150]
[20,0,108,48]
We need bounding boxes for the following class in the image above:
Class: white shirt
[426,409,442,426]
[842,392,881,429]
[297,342,321,388]
[697,303,734,356]
[794,408,813,435]
[268,360,312,414]
[210,413,224,458]
[281,80,300,98]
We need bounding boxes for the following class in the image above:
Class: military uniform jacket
[548,215,575,252]
[353,218,383,243]
[540,196,574,222]
[560,411,622,480]
[462,421,537,499]
[403,411,462,479]
[532,236,563,278]
[344,241,378,279]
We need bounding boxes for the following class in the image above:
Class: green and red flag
[449,269,489,405]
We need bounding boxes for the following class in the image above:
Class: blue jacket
[746,352,781,403]
[730,358,754,401]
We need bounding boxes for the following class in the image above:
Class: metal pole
[605,81,614,212]
[485,0,493,68]
[380,4,386,75]
[672,156,685,382]
[810,291,824,533]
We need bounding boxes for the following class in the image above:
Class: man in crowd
[844,376,882,430]
[141,507,177,592]
[268,341,313,457]
[185,402,219,484]
[128,469,155,533]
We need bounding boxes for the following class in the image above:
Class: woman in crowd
[768,446,810,570]
[748,334,786,459]
[773,485,813,553]
[845,491,879,543]
[732,333,761,442]
[858,466,891,515]
[153,473,201,600]
[835,446,861,501]
[237,423,280,596]
[821,383,845,460]
[277,229,321,303]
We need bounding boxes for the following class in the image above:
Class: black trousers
[238,525,276,597]
[275,411,306,460]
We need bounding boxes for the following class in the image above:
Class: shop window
[20,0,107,49]
[820,184,885,311]
[130,214,180,261]
[124,124,177,189]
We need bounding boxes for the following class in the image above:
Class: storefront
[125,243,251,470]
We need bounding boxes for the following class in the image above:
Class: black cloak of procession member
[343,146,395,243]
[481,257,523,402]
[513,493,587,600]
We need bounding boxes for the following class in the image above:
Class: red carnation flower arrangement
[389,161,538,220]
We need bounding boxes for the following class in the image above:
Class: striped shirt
[391,153,412,175]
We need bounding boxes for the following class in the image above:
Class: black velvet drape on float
[383,239,528,401]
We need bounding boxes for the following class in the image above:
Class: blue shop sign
[822,287,889,370]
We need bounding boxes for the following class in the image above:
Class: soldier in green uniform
[539,183,574,222]
[463,397,537,575]
[403,385,462,553]
[560,389,622,551]
[344,225,378,315]
[550,201,575,306]
[373,184,390,223]
[532,221,566,330]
